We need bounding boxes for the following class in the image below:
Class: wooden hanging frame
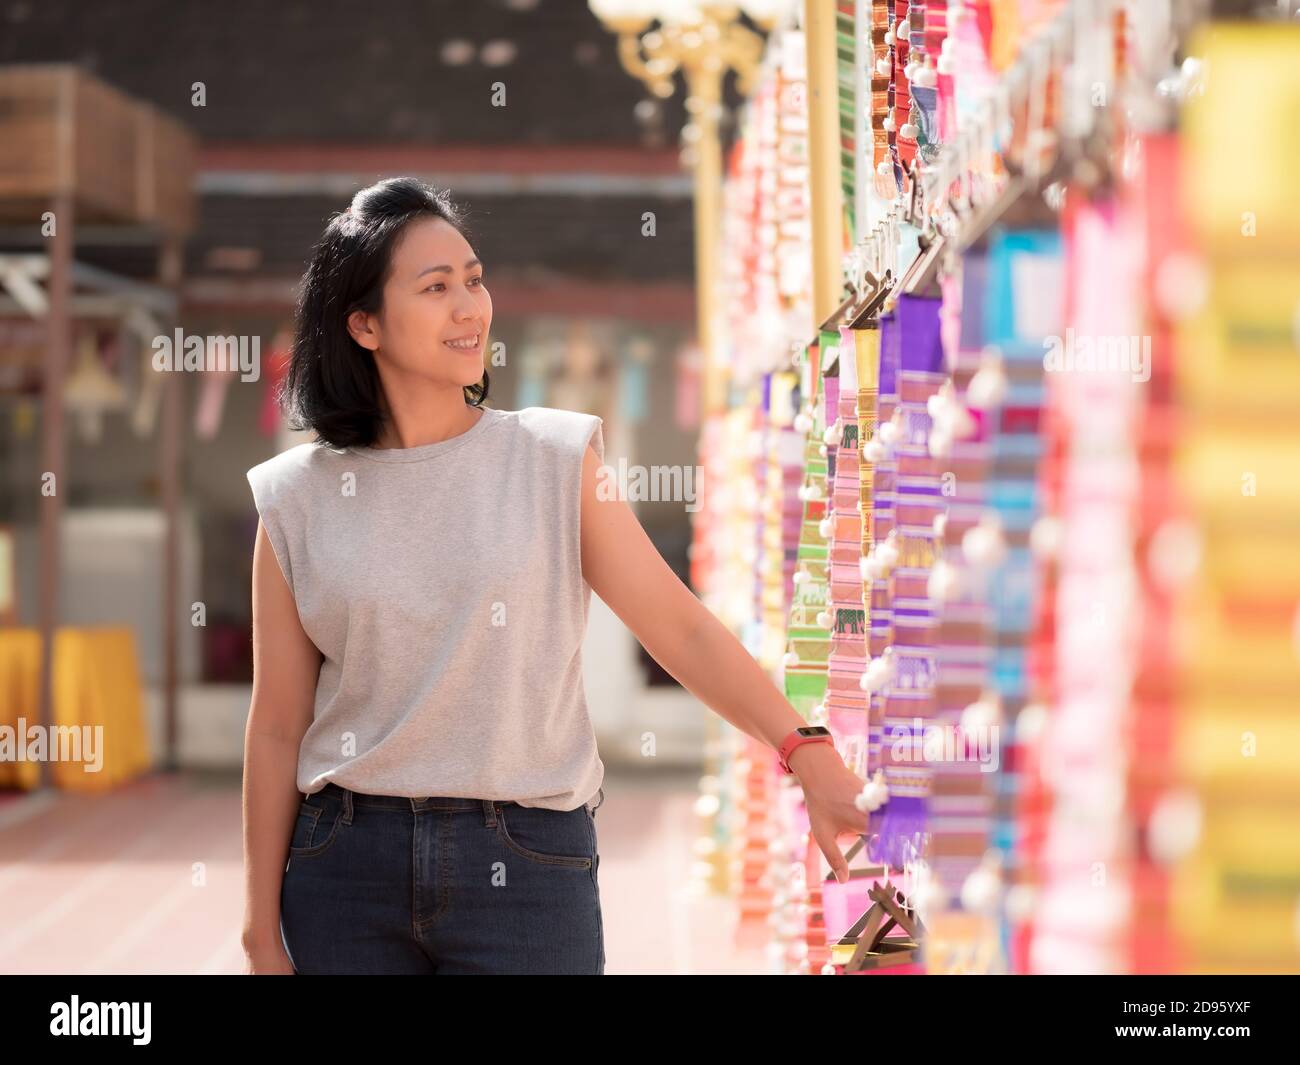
[955,167,1030,253]
[817,286,862,374]
[819,287,860,334]
[899,231,947,300]
[846,268,894,328]
[829,880,926,972]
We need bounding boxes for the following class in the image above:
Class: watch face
[796,726,831,738]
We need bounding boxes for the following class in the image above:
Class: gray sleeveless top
[246,405,606,811]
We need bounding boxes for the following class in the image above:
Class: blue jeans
[280,782,605,974]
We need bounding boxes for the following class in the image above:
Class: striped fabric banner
[836,0,858,240]
[782,384,831,719]
[822,328,871,778]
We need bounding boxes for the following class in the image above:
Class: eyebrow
[415,258,482,279]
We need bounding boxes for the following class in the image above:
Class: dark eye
[469,276,484,287]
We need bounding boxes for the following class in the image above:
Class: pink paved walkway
[0,771,765,975]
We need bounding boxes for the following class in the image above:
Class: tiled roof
[0,1,761,287]
[0,0,749,144]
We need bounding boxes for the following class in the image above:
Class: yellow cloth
[0,628,41,789]
[1183,25,1300,260]
[1172,22,1300,973]
[0,626,152,791]
[1177,267,1300,416]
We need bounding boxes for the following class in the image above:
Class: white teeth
[444,335,479,350]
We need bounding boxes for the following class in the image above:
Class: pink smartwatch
[777,726,835,774]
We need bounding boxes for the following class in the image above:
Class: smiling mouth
[444,333,481,351]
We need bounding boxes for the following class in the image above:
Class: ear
[346,308,380,351]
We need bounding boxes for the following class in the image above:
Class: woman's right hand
[244,938,297,974]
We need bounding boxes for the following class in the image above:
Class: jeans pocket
[494,805,593,869]
[288,797,342,859]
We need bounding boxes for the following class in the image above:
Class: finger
[813,824,850,884]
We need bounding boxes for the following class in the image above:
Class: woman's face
[348,216,492,389]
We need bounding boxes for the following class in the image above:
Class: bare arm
[578,444,866,881]
[242,519,323,969]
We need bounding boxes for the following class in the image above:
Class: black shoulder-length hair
[280,176,489,449]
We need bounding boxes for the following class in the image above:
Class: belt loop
[341,787,354,825]
[481,799,498,827]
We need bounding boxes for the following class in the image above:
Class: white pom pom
[900,122,918,140]
[926,392,948,418]
[949,402,978,439]
[818,444,828,457]
[875,57,892,77]
[937,53,954,76]
[913,63,937,88]
[967,352,1008,409]
[904,62,918,82]
[863,438,886,462]
[860,552,882,581]
[859,652,894,693]
[878,418,900,446]
[933,512,948,538]
[1004,883,1035,923]
[820,962,838,976]
[1029,515,1063,560]
[960,864,1000,914]
[876,535,899,568]
[883,113,896,133]
[962,517,1005,568]
[783,650,800,668]
[896,18,911,38]
[818,517,832,538]
[909,875,947,921]
[823,421,840,445]
[1015,702,1048,743]
[928,425,952,458]
[884,29,895,46]
[961,690,1001,731]
[806,481,823,501]
[854,769,890,812]
[794,410,813,433]
[876,160,893,178]
[927,559,959,602]
[816,610,832,629]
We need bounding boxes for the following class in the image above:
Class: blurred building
[0,0,735,769]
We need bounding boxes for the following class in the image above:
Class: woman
[241,177,866,975]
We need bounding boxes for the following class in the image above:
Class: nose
[455,293,483,322]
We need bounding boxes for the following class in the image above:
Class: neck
[373,380,478,450]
